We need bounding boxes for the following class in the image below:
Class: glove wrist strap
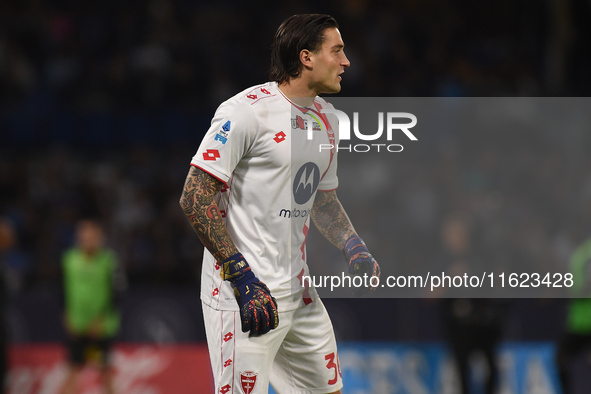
[221,253,254,286]
[343,235,368,260]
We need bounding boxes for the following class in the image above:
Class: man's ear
[299,49,314,69]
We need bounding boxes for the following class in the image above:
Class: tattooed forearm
[311,190,356,250]
[179,166,239,262]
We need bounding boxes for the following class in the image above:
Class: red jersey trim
[276,88,331,130]
[244,84,277,105]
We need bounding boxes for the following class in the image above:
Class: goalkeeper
[180,14,380,394]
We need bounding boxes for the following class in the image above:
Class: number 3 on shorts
[325,352,342,385]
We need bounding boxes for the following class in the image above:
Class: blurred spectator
[0,218,29,295]
[0,218,17,393]
[556,237,591,394]
[60,219,126,394]
[439,215,505,394]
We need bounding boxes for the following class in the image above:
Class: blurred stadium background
[1,0,591,393]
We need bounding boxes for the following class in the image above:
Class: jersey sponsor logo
[273,131,286,143]
[215,121,231,144]
[260,88,271,95]
[247,94,257,100]
[224,359,232,368]
[278,208,310,218]
[223,332,233,342]
[203,149,221,161]
[293,162,320,204]
[240,371,258,394]
[220,384,231,394]
[291,115,321,131]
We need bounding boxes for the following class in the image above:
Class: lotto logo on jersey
[215,121,231,144]
[273,131,286,143]
[203,149,220,161]
[240,371,258,394]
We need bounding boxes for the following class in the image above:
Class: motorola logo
[293,162,320,205]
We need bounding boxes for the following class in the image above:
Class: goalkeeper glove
[220,253,279,336]
[343,235,381,296]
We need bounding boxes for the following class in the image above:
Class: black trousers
[448,327,499,394]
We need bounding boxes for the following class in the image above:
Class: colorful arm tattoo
[179,166,239,262]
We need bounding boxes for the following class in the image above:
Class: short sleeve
[191,100,258,184]
[317,106,340,191]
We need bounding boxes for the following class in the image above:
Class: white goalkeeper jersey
[191,82,339,312]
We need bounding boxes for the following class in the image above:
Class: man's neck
[81,247,99,260]
[278,80,317,108]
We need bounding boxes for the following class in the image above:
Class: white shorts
[203,299,343,394]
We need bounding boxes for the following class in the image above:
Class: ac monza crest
[240,371,258,394]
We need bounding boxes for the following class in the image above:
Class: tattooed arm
[180,165,279,335]
[312,190,380,294]
[311,190,356,249]
[179,166,238,262]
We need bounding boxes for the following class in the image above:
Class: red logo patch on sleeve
[203,149,221,161]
